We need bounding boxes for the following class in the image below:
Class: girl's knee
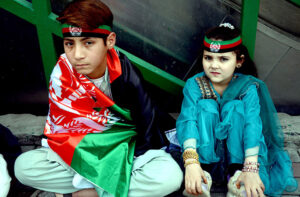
[197,99,219,113]
[222,100,244,114]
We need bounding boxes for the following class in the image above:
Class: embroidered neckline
[195,76,218,100]
[195,74,239,100]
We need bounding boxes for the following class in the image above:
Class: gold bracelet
[184,159,200,168]
[182,149,199,162]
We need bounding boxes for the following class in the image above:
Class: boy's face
[63,36,111,79]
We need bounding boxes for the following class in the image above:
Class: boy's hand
[185,161,207,195]
[236,172,265,197]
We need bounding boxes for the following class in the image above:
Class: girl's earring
[237,64,241,68]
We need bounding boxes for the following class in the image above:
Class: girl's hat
[62,24,112,38]
[203,23,242,53]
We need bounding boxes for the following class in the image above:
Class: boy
[14,0,183,196]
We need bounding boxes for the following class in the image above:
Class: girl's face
[202,50,241,88]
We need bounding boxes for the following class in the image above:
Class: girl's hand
[185,161,207,195]
[236,172,265,197]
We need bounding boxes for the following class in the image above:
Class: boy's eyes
[63,40,94,47]
[85,41,94,45]
[64,41,73,47]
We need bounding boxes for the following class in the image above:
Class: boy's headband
[62,24,112,38]
[203,36,242,53]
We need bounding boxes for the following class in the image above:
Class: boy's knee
[14,151,38,185]
[156,156,183,194]
[14,153,28,184]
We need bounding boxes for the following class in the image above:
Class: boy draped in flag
[14,0,183,196]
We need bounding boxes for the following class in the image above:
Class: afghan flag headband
[203,35,242,53]
[62,24,112,38]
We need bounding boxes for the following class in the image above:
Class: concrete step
[0,113,299,196]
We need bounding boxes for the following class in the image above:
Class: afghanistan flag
[44,49,136,197]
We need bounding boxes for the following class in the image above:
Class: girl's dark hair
[201,25,258,77]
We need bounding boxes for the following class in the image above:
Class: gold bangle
[182,149,199,162]
[184,159,200,168]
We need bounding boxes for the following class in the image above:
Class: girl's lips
[211,72,220,75]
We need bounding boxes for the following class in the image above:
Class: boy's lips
[76,64,88,67]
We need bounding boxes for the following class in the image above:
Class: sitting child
[176,23,298,197]
[14,0,182,196]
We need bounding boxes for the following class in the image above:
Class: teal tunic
[176,72,298,196]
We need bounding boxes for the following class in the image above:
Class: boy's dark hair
[203,26,258,77]
[57,0,113,30]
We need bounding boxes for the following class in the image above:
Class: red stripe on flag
[46,133,86,166]
[107,49,122,83]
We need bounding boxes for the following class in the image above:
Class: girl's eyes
[204,56,212,60]
[204,56,229,62]
[220,57,229,62]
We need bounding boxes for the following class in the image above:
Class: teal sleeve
[242,84,263,154]
[176,76,202,148]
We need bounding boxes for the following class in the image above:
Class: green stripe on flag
[110,104,132,121]
[71,127,136,197]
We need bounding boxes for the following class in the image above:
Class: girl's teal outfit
[176,72,298,196]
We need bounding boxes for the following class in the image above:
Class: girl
[176,23,298,197]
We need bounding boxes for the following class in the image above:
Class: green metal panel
[0,0,34,23]
[241,0,260,59]
[32,0,60,84]
[288,0,300,6]
[115,47,185,95]
[0,0,62,85]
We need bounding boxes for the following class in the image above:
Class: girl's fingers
[189,181,196,195]
[202,175,208,184]
[196,180,203,194]
[260,182,265,192]
[250,187,258,197]
[236,179,241,189]
[185,181,191,193]
[257,187,265,197]
[185,180,198,194]
[246,187,251,197]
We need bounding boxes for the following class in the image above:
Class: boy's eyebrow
[63,37,92,41]
[80,37,93,41]
[63,38,74,41]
